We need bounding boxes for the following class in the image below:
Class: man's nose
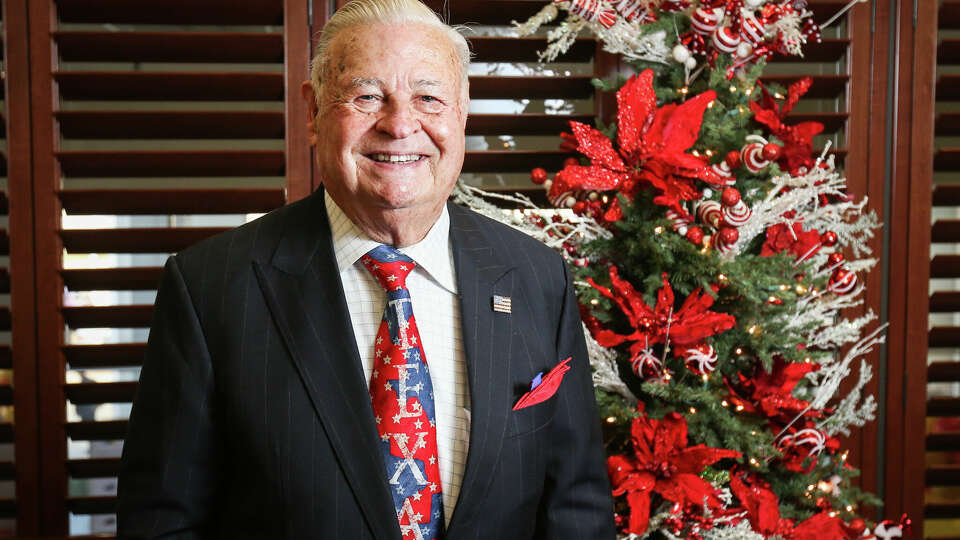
[376,100,420,139]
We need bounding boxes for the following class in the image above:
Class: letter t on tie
[361,245,444,540]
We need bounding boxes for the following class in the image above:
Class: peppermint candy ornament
[712,25,742,54]
[741,142,772,172]
[723,200,752,227]
[710,161,737,185]
[681,343,717,375]
[691,7,723,35]
[697,200,723,229]
[829,267,857,295]
[632,347,664,379]
[713,226,739,253]
[613,0,644,22]
[740,12,767,46]
[666,208,692,235]
[563,0,618,28]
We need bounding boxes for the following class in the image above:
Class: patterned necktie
[361,245,444,540]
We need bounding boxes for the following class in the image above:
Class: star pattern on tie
[361,245,444,540]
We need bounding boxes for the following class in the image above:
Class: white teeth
[370,153,422,163]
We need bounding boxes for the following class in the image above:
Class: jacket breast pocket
[504,388,557,438]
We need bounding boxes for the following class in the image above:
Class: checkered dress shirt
[325,193,470,527]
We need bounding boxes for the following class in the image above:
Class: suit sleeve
[118,255,219,539]
[536,257,617,539]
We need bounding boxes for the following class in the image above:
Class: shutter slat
[0,462,14,481]
[463,150,573,173]
[0,191,8,213]
[62,267,164,291]
[0,386,12,406]
[61,228,229,254]
[927,432,960,451]
[758,75,848,98]
[0,229,8,255]
[56,111,284,139]
[938,38,960,64]
[55,0,283,25]
[926,465,960,486]
[0,498,13,518]
[65,382,137,405]
[55,72,283,101]
[929,327,960,347]
[930,255,960,277]
[0,308,10,331]
[67,458,121,479]
[61,188,284,215]
[0,424,12,444]
[67,421,128,441]
[423,1,566,24]
[787,112,847,134]
[63,306,153,329]
[0,345,10,369]
[55,31,283,63]
[0,268,9,293]
[932,183,960,205]
[931,220,960,242]
[773,38,848,63]
[469,75,595,99]
[929,291,960,311]
[67,496,116,515]
[64,343,146,369]
[935,147,960,170]
[468,36,595,62]
[467,113,594,135]
[937,75,960,100]
[936,113,960,136]
[926,503,960,519]
[929,361,960,382]
[928,396,960,416]
[57,150,285,177]
[941,1,960,29]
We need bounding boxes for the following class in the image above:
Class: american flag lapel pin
[492,294,512,314]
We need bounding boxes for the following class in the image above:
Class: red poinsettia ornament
[727,356,821,425]
[761,220,821,262]
[750,78,825,175]
[607,403,741,534]
[586,268,736,369]
[548,69,723,221]
[730,472,851,539]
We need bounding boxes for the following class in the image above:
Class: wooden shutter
[926,1,960,535]
[23,0,313,535]
[4,0,43,534]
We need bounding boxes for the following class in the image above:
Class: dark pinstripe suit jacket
[118,189,615,539]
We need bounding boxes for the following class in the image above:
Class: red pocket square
[512,357,572,411]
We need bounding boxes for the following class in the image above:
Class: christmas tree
[455,1,911,538]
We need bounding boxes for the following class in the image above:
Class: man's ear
[301,80,320,147]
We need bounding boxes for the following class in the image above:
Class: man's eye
[420,95,439,103]
[357,95,379,102]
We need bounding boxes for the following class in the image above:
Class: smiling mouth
[367,153,425,164]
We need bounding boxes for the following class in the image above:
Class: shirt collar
[325,191,457,294]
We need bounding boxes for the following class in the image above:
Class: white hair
[309,0,471,100]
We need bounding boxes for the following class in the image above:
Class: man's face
[310,22,468,229]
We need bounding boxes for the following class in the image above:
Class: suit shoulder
[449,201,563,263]
[173,194,317,278]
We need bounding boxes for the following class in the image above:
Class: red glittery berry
[572,201,586,215]
[721,187,741,207]
[725,150,741,169]
[530,167,548,185]
[762,143,782,160]
[686,226,704,245]
[718,226,739,244]
[820,231,838,246]
[827,252,844,266]
[564,157,580,168]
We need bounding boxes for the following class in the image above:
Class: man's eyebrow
[413,79,441,89]
[350,77,385,89]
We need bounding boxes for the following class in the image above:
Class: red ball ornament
[721,187,741,207]
[564,157,580,168]
[829,268,857,295]
[718,226,739,245]
[762,143,782,160]
[827,252,844,266]
[820,231,838,246]
[848,518,867,535]
[572,201,586,215]
[530,167,548,185]
[725,150,741,169]
[686,226,704,245]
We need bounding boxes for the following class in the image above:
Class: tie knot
[361,245,417,291]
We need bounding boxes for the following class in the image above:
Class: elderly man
[117,0,614,538]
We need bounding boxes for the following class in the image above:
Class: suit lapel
[252,191,399,540]
[445,202,518,534]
